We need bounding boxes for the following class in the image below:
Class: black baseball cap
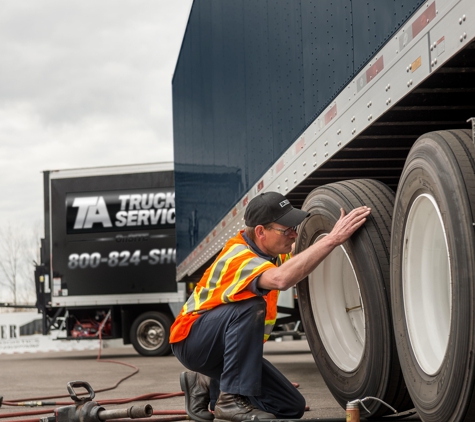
[244,192,310,227]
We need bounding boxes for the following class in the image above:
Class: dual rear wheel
[297,130,475,421]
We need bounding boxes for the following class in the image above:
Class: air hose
[1,331,188,422]
[1,327,418,422]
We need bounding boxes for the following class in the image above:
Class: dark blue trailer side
[173,0,425,265]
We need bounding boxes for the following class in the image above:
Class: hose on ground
[1,329,187,422]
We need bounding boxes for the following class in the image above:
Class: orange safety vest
[169,231,291,343]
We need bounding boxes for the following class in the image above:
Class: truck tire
[130,311,173,357]
[391,129,475,422]
[295,179,412,417]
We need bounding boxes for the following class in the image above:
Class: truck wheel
[295,179,412,417]
[391,129,475,422]
[130,311,173,356]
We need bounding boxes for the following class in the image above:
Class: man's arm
[257,206,371,291]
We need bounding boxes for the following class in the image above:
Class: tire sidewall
[130,311,173,357]
[391,137,475,418]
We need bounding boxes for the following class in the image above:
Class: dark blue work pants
[171,296,306,419]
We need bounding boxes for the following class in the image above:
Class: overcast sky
[0,0,193,232]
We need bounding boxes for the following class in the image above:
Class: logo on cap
[279,200,290,208]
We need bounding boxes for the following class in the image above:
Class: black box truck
[35,162,184,356]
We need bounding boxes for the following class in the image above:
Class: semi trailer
[172,0,475,420]
[35,162,184,356]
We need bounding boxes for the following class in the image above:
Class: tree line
[0,223,41,309]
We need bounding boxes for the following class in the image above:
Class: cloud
[0,0,192,229]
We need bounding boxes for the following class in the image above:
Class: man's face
[259,223,298,256]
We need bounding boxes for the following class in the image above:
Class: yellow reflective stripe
[212,253,240,303]
[208,248,251,303]
[223,259,273,302]
[276,253,291,266]
[221,256,253,302]
[204,244,246,290]
[192,286,201,310]
[181,288,197,315]
[264,320,275,339]
[186,244,248,313]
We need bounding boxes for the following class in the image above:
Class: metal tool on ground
[38,381,153,422]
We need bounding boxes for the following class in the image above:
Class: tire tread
[298,179,413,417]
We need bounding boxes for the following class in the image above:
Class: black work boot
[214,392,276,422]
[180,371,214,422]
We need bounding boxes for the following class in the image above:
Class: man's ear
[255,225,266,240]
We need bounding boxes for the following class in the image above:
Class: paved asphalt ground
[1,339,419,421]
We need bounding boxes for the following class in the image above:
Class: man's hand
[258,205,371,291]
[326,206,371,247]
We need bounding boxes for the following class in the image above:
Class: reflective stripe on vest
[169,232,291,343]
[263,289,280,341]
[183,243,272,314]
